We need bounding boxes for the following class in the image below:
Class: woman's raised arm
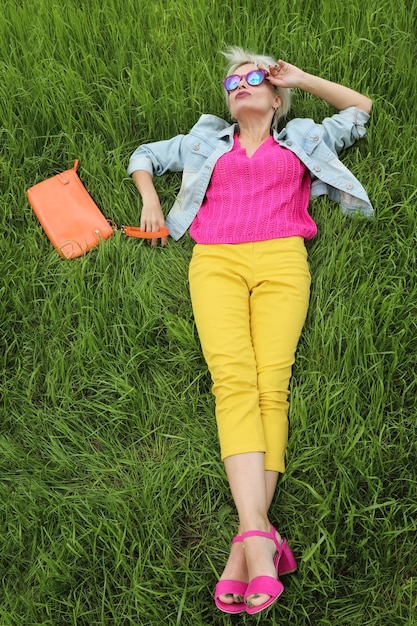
[265,60,373,113]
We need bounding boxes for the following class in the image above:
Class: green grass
[1,0,417,624]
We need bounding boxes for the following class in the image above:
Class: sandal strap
[215,579,248,598]
[245,575,283,600]
[240,525,281,550]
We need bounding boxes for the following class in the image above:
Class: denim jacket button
[312,135,319,141]
[286,140,293,146]
[346,183,354,189]
[193,143,200,151]
[314,165,321,172]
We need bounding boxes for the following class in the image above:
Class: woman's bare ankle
[219,537,248,583]
[238,515,270,535]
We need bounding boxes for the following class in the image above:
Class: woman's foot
[242,525,283,610]
[217,536,248,606]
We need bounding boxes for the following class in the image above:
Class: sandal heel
[278,539,297,575]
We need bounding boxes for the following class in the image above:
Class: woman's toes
[219,593,234,604]
[218,591,245,605]
[246,592,270,608]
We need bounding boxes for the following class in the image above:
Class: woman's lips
[235,91,251,99]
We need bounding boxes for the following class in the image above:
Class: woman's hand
[264,60,306,89]
[140,196,168,247]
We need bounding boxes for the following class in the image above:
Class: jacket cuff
[339,105,370,125]
[127,156,153,176]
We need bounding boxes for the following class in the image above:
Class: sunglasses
[223,69,269,92]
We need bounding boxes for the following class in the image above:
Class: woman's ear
[272,94,281,111]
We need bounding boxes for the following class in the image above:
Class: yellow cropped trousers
[189,237,311,473]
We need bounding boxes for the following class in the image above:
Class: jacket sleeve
[320,106,370,155]
[127,133,188,176]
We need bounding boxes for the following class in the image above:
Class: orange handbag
[27,160,170,259]
[27,160,114,259]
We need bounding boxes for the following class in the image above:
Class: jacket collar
[213,116,287,144]
[217,122,237,140]
[216,120,286,143]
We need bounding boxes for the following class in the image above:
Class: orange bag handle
[122,225,169,239]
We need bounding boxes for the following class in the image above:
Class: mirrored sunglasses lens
[247,70,265,86]
[224,75,239,91]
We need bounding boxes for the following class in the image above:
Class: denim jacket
[128,107,373,241]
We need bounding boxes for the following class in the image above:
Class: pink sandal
[242,525,297,615]
[214,536,248,614]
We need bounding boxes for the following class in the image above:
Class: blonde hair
[221,46,291,130]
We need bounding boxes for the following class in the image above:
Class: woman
[128,47,373,615]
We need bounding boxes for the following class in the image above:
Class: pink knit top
[190,134,317,244]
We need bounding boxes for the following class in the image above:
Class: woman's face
[226,63,281,122]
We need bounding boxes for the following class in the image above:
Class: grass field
[1,0,417,624]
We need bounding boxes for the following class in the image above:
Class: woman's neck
[237,125,271,145]
[236,120,272,157]
[236,114,272,143]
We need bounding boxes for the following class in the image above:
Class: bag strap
[122,225,169,239]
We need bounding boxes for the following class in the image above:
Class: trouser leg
[249,237,311,470]
[188,238,310,472]
[189,243,265,457]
